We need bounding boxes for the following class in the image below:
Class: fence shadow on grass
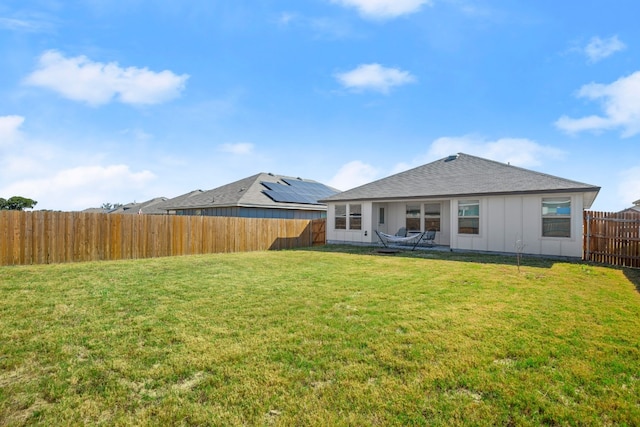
[623,268,640,294]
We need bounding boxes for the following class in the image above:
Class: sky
[1,0,639,212]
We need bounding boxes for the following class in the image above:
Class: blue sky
[1,0,638,211]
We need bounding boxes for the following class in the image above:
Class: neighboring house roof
[155,190,204,211]
[82,207,109,213]
[320,153,600,208]
[162,173,339,211]
[619,199,640,214]
[110,197,169,215]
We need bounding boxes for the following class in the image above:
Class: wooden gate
[311,218,326,245]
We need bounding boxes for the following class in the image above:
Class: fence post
[585,212,591,262]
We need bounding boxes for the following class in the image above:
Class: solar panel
[261,179,337,205]
[260,182,279,191]
[264,190,307,204]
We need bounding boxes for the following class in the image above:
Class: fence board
[584,211,640,268]
[0,212,326,266]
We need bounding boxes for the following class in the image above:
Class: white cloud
[331,0,431,19]
[24,50,189,106]
[618,166,640,208]
[0,17,50,32]
[0,115,25,146]
[275,12,355,40]
[120,128,153,141]
[1,165,156,211]
[555,71,640,137]
[335,63,416,94]
[218,142,254,155]
[584,35,626,63]
[426,135,565,167]
[276,12,297,26]
[328,160,379,190]
[0,115,158,210]
[310,17,355,40]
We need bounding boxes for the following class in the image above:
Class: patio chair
[422,229,437,246]
[395,227,407,237]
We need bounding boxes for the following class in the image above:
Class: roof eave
[320,187,602,204]
[164,202,328,211]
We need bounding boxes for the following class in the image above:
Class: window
[379,207,385,225]
[349,204,362,230]
[424,203,441,232]
[335,204,361,230]
[335,204,346,230]
[406,204,421,232]
[542,198,571,238]
[458,200,479,234]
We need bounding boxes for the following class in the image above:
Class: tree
[101,202,123,211]
[0,196,38,211]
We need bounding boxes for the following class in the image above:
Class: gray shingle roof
[620,199,640,214]
[110,197,169,215]
[155,190,204,210]
[162,173,339,211]
[320,153,600,208]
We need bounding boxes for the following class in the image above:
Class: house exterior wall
[174,207,326,220]
[440,202,452,246]
[450,193,585,257]
[326,201,372,244]
[326,192,586,257]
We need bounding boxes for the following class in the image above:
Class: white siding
[439,202,451,246]
[327,193,586,257]
[326,201,373,244]
[449,194,584,257]
[388,204,407,236]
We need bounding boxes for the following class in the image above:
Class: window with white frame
[406,204,420,232]
[349,204,362,230]
[542,198,571,238]
[424,203,441,232]
[335,204,346,230]
[458,200,479,234]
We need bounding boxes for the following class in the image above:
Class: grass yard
[1,247,639,426]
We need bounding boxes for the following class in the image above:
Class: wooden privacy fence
[0,211,327,266]
[584,211,640,268]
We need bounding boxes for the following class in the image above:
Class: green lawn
[1,247,639,426]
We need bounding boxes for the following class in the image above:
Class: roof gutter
[319,187,601,204]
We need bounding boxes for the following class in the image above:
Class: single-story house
[82,197,169,214]
[319,153,600,258]
[619,199,640,215]
[108,197,169,215]
[161,173,339,220]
